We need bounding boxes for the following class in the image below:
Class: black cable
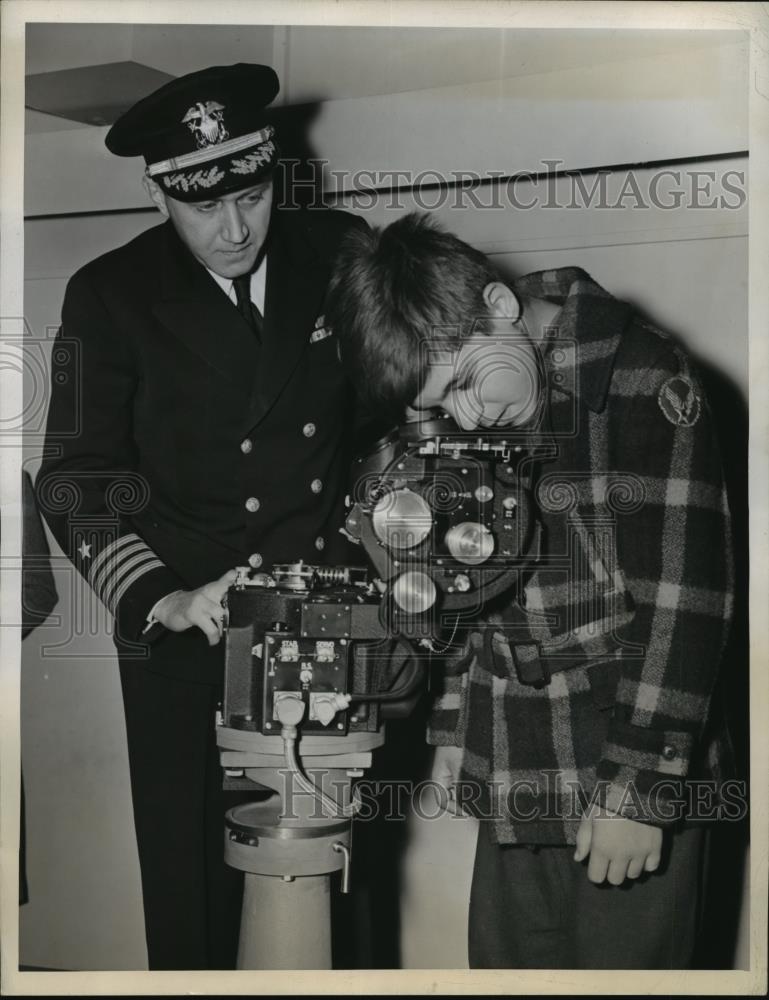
[348,634,426,703]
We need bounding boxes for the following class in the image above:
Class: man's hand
[431,745,465,816]
[574,804,663,885]
[153,569,239,646]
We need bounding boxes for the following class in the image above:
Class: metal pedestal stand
[218,724,385,970]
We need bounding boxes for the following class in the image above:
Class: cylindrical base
[237,872,332,969]
[225,796,351,877]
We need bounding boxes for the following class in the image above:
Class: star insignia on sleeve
[658,375,701,427]
[77,540,92,559]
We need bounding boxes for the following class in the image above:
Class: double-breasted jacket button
[240,438,253,454]
[661,744,677,761]
[315,536,325,551]
[245,497,260,513]
[303,422,316,438]
[311,478,323,494]
[248,553,263,569]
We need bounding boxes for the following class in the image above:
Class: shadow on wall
[266,102,323,210]
[692,356,749,970]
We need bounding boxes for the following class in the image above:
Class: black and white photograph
[0,1,766,994]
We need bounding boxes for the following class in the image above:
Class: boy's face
[408,280,540,430]
[410,335,540,431]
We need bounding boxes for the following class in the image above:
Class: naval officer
[39,63,368,969]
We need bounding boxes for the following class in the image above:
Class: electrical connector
[309,692,353,726]
[273,693,306,731]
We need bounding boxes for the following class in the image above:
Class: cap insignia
[182,100,230,149]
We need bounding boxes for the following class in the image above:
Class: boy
[325,212,734,969]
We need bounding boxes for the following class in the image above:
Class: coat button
[661,744,677,761]
[248,553,263,569]
[240,439,253,454]
[303,422,316,438]
[315,536,325,551]
[245,497,260,513]
[311,478,323,494]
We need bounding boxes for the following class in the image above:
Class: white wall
[19,26,749,972]
[24,30,747,216]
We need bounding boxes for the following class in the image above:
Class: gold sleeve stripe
[100,549,164,612]
[89,533,143,583]
[109,558,166,616]
[90,538,148,599]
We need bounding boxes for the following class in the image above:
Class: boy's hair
[326,212,498,422]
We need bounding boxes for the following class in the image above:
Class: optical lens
[371,489,433,549]
[444,522,495,565]
[392,570,437,614]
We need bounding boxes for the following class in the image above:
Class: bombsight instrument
[222,414,539,737]
[217,414,542,969]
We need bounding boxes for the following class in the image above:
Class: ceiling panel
[25,61,175,127]
[25,109,91,134]
[25,23,134,75]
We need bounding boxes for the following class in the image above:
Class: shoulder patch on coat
[658,375,701,427]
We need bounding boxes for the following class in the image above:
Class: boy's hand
[431,745,465,816]
[574,805,662,885]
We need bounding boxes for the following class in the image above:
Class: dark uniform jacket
[39,208,366,683]
[427,268,735,844]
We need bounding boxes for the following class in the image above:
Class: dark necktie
[233,273,263,343]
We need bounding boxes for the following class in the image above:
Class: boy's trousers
[468,821,708,969]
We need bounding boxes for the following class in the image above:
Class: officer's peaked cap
[106,63,280,202]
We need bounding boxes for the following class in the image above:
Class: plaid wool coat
[427,268,735,845]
